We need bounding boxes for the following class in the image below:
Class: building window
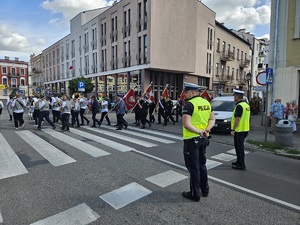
[123,11,127,38]
[222,41,226,52]
[20,79,25,86]
[216,63,219,76]
[216,38,220,52]
[2,67,7,74]
[128,9,131,36]
[138,2,142,32]
[144,0,148,30]
[2,77,7,85]
[11,78,16,87]
[20,68,25,75]
[237,49,240,60]
[11,68,16,75]
[294,0,300,38]
[233,46,235,57]
[241,51,244,61]
[236,69,239,80]
[138,36,142,65]
[143,35,148,64]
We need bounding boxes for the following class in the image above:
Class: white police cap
[233,89,245,95]
[183,82,200,91]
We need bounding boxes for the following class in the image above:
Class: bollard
[275,120,293,146]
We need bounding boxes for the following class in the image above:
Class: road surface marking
[0,133,28,180]
[43,129,110,157]
[100,182,152,210]
[132,148,300,212]
[128,126,182,140]
[70,128,134,152]
[206,159,223,170]
[0,210,3,223]
[30,203,99,225]
[102,126,175,144]
[227,149,249,155]
[84,127,157,148]
[211,153,237,162]
[16,131,76,167]
[145,170,188,188]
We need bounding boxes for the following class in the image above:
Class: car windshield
[211,100,236,111]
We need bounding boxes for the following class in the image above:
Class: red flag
[179,90,185,101]
[162,87,169,98]
[200,90,211,102]
[123,88,136,110]
[145,86,155,102]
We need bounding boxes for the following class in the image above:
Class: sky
[0,0,271,62]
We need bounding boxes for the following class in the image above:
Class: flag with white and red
[123,88,136,110]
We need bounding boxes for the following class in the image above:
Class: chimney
[15,57,19,61]
[4,56,9,60]
[238,29,246,33]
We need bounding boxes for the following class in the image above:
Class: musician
[32,94,40,126]
[79,93,90,126]
[60,95,71,132]
[51,94,61,123]
[71,95,80,127]
[99,97,111,126]
[37,95,56,130]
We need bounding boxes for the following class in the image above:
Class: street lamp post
[246,72,252,99]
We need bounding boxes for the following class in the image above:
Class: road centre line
[131,149,300,212]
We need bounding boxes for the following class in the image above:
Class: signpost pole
[264,85,269,143]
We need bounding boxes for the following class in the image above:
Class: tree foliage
[68,76,94,93]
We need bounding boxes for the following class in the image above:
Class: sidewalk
[92,111,300,151]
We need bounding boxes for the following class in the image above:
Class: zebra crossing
[0,125,240,182]
[0,125,243,224]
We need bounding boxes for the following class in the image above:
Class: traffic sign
[78,81,85,92]
[36,87,41,93]
[266,68,273,84]
[253,86,266,91]
[256,71,266,86]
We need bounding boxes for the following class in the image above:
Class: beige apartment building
[35,0,252,100]
[269,0,300,108]
[213,22,251,97]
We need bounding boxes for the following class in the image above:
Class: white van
[210,95,248,132]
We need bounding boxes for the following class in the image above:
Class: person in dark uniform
[157,95,165,124]
[149,98,156,123]
[182,82,215,202]
[115,94,128,130]
[134,95,142,126]
[231,89,251,170]
[175,96,184,122]
[90,95,101,127]
[163,96,175,126]
[140,95,151,129]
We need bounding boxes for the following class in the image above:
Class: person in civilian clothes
[182,82,215,202]
[32,94,40,126]
[79,93,90,126]
[99,97,111,126]
[269,98,285,133]
[11,94,26,129]
[134,95,142,126]
[115,94,128,130]
[6,95,13,121]
[163,96,175,126]
[36,96,56,130]
[231,89,251,170]
[90,95,101,127]
[157,95,165,124]
[60,95,71,132]
[140,95,151,129]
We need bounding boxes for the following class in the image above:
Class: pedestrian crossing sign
[266,68,273,85]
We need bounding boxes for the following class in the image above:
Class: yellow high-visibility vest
[231,101,250,132]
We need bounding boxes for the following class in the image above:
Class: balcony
[240,58,250,68]
[258,51,266,57]
[8,73,18,78]
[215,74,232,84]
[220,51,235,61]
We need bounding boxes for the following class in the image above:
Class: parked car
[211,95,248,132]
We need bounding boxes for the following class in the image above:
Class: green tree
[68,76,94,93]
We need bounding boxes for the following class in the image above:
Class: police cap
[233,89,245,96]
[183,82,200,91]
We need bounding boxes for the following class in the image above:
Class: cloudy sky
[0,0,271,62]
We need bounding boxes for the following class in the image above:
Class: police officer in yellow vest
[231,89,250,170]
[182,82,215,202]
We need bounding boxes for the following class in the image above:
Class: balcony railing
[220,51,235,61]
[240,58,250,68]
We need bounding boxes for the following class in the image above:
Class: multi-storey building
[30,53,44,95]
[231,29,270,98]
[269,0,300,107]
[0,56,29,99]
[35,0,253,100]
[214,22,251,97]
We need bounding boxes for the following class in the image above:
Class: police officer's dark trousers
[234,132,248,167]
[183,137,209,199]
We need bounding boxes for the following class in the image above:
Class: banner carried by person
[200,90,211,102]
[162,84,169,98]
[179,90,185,101]
[145,85,155,102]
[123,88,136,110]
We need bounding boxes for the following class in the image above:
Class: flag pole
[154,83,169,113]
[128,81,153,113]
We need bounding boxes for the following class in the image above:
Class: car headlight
[223,118,231,123]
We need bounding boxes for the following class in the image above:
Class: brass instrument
[72,92,80,99]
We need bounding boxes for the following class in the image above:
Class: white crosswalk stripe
[43,129,110,157]
[211,153,237,162]
[83,127,158,147]
[0,133,28,180]
[128,126,182,140]
[30,203,100,225]
[70,128,134,152]
[16,130,76,167]
[102,126,175,144]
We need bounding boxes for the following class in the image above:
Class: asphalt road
[0,111,299,225]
